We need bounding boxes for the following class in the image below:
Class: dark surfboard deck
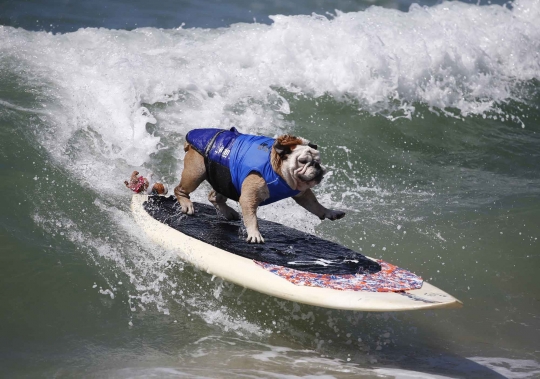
[143,195,381,275]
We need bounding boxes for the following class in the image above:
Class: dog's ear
[273,141,290,157]
[274,135,303,157]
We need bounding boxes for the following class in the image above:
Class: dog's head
[272,134,327,192]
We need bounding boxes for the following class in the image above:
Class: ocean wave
[0,0,539,175]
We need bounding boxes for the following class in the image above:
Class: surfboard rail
[131,194,462,311]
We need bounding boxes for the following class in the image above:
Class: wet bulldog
[174,127,345,243]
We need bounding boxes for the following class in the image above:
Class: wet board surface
[143,195,381,275]
[132,194,463,311]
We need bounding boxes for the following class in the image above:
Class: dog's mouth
[299,171,324,185]
[297,162,325,185]
[298,175,323,187]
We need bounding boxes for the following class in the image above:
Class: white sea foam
[1,0,539,192]
[104,336,468,378]
[54,340,540,379]
[468,357,540,379]
[192,308,270,336]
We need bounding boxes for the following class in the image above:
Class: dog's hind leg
[208,190,240,220]
[174,143,206,215]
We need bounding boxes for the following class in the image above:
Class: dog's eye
[299,158,309,164]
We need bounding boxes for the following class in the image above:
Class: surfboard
[131,195,462,311]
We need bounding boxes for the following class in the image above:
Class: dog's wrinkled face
[273,135,327,192]
[287,145,327,191]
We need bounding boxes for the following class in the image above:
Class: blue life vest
[186,128,300,205]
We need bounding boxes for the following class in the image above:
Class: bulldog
[174,127,345,243]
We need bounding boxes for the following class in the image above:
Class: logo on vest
[257,142,271,152]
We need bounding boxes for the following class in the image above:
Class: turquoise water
[1,0,540,377]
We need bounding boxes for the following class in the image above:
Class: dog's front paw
[321,209,346,221]
[246,230,265,244]
[179,198,195,215]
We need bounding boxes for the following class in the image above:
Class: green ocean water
[1,0,540,377]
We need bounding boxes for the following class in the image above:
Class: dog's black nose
[313,162,320,169]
